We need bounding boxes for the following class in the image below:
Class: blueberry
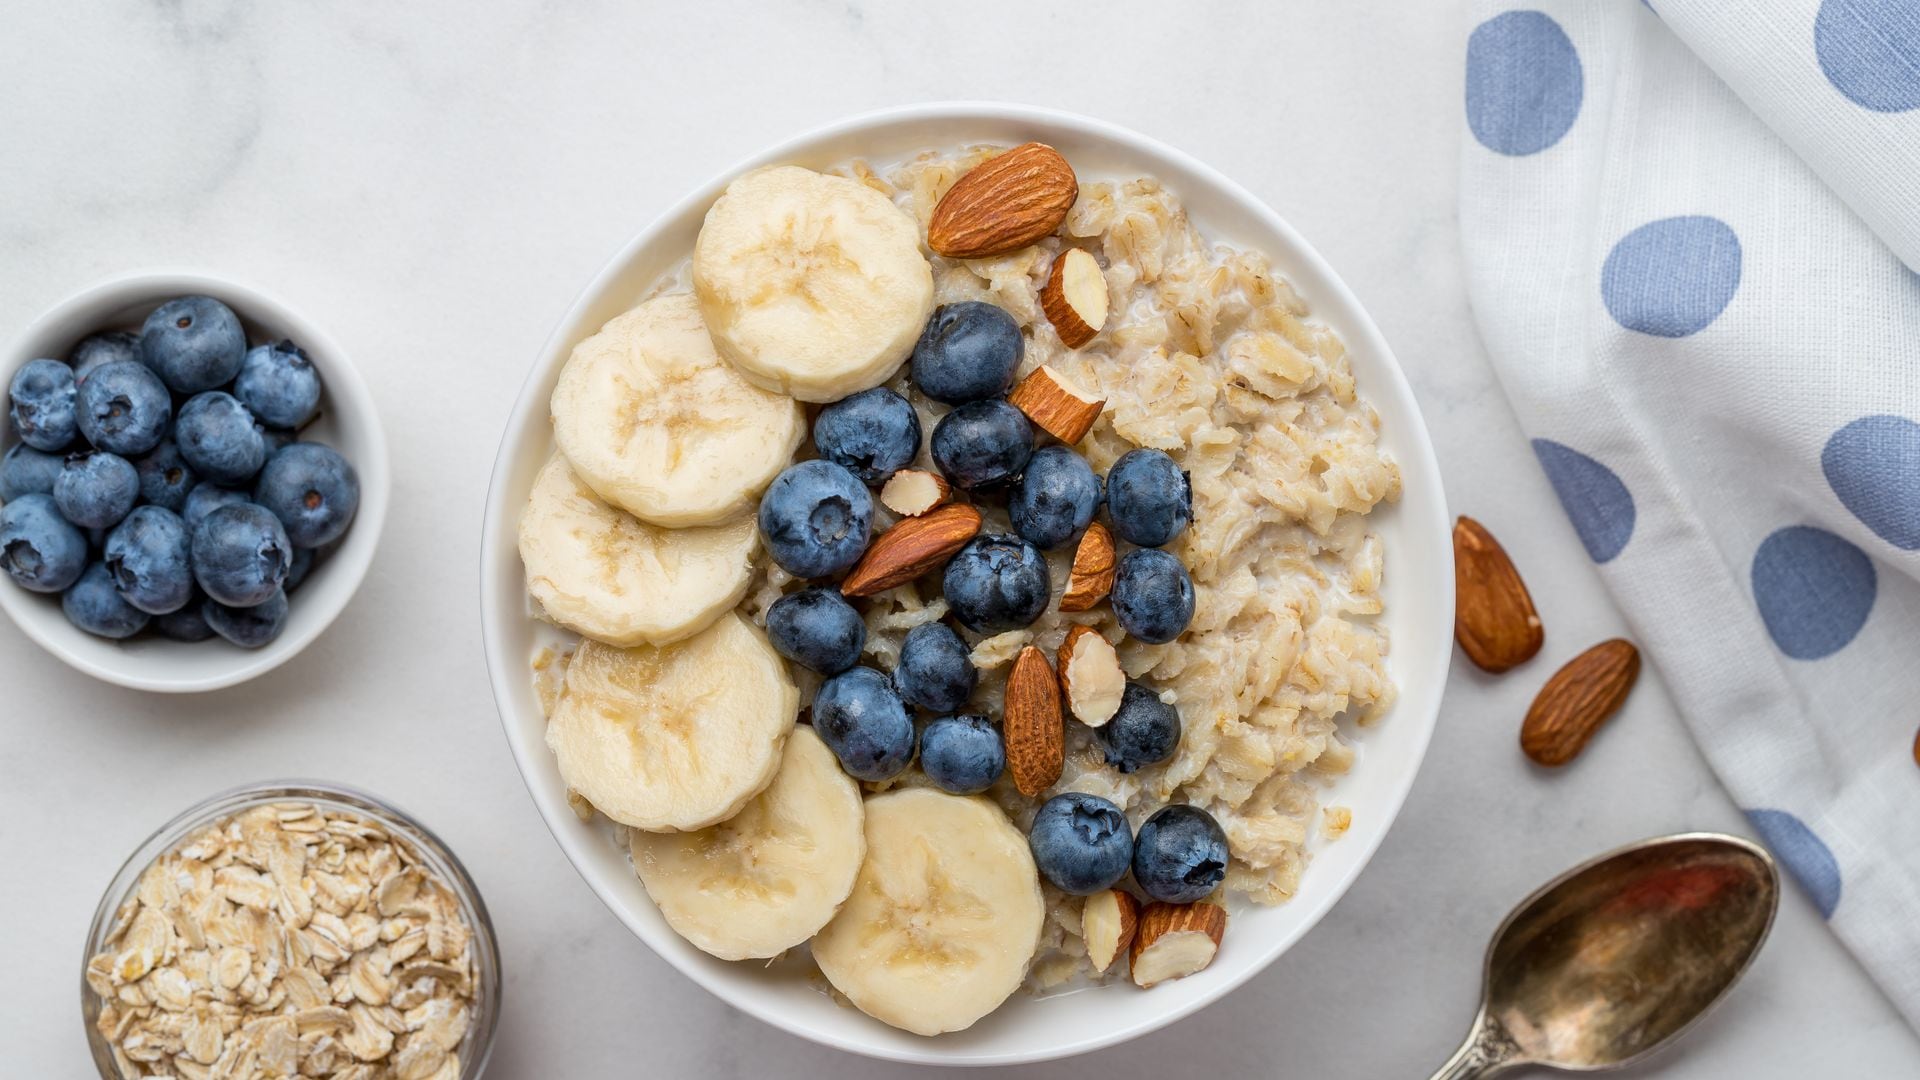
[234,340,322,429]
[182,482,248,530]
[942,534,1050,633]
[204,589,289,649]
[1132,804,1229,903]
[140,296,247,393]
[104,506,194,615]
[70,331,142,384]
[54,452,140,529]
[75,360,171,457]
[62,561,150,639]
[917,714,1004,795]
[175,392,266,484]
[930,399,1033,490]
[262,427,297,455]
[892,622,976,712]
[1009,445,1100,549]
[155,596,217,642]
[1097,682,1182,773]
[285,546,317,592]
[757,460,872,579]
[190,503,291,607]
[910,302,1023,405]
[1104,448,1192,548]
[812,666,915,781]
[133,440,198,513]
[1028,792,1134,895]
[1111,548,1194,644]
[813,387,921,485]
[765,587,866,675]
[0,493,88,593]
[8,359,78,451]
[254,443,360,548]
[1,443,65,500]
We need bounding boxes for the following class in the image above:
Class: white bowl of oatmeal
[479,103,1452,1065]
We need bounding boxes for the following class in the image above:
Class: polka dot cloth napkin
[1461,1,1920,1026]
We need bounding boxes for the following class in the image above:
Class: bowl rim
[79,778,502,1079]
[479,101,1453,1065]
[0,268,391,693]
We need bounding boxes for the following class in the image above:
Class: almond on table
[1453,515,1544,673]
[1521,638,1641,766]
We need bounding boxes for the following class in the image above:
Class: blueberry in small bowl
[103,506,194,615]
[182,482,248,529]
[812,666,915,781]
[140,295,247,394]
[1,443,66,501]
[1111,548,1195,644]
[153,594,216,642]
[190,503,291,608]
[74,360,171,457]
[253,442,360,549]
[942,533,1050,633]
[757,460,872,579]
[54,452,140,530]
[1096,682,1182,772]
[1009,445,1100,549]
[1028,791,1134,895]
[1132,803,1230,904]
[892,621,977,712]
[234,340,322,430]
[1105,447,1192,548]
[917,714,1004,795]
[765,587,866,675]
[813,387,921,486]
[8,358,78,451]
[63,561,151,640]
[203,588,290,649]
[174,391,267,485]
[909,301,1023,405]
[930,399,1033,490]
[69,331,140,384]
[0,493,88,593]
[132,440,197,513]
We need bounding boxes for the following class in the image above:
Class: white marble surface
[4,2,1916,1076]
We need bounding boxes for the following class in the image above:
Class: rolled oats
[89,804,477,1079]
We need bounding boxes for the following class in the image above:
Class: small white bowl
[0,270,389,693]
[480,104,1453,1065]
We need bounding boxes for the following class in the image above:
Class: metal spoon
[1430,833,1779,1078]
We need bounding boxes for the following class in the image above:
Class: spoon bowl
[1433,833,1779,1078]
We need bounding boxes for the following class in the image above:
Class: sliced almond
[839,503,982,597]
[1058,522,1116,612]
[1008,365,1105,445]
[1059,625,1125,728]
[928,142,1079,259]
[1004,645,1065,797]
[1082,888,1139,974]
[1040,248,1109,347]
[878,468,951,517]
[1521,639,1640,766]
[1129,901,1226,988]
[1453,515,1544,673]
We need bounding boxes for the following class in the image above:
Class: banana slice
[693,166,935,403]
[519,456,757,647]
[812,789,1045,1036]
[630,727,864,960]
[551,293,804,527]
[547,612,798,832]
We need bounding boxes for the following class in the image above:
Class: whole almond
[1521,639,1640,766]
[928,143,1078,259]
[1058,522,1117,612]
[1004,645,1065,797]
[1454,516,1544,673]
[839,503,982,597]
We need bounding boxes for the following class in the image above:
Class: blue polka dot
[1601,217,1743,337]
[1751,526,1876,660]
[1746,809,1842,919]
[1816,0,1920,113]
[1822,415,1920,550]
[1466,10,1584,156]
[1531,439,1636,563]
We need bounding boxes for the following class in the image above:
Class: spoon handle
[1428,1013,1522,1080]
